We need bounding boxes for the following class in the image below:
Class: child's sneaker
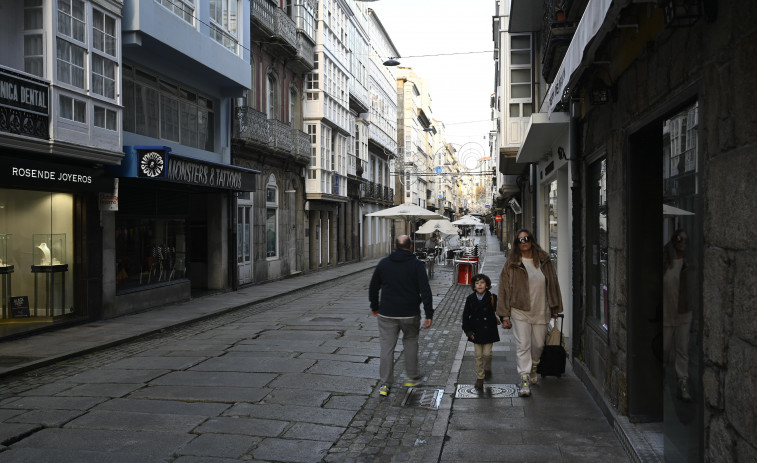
[519,374,531,397]
[379,384,390,397]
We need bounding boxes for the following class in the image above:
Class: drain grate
[455,383,519,398]
[402,387,444,409]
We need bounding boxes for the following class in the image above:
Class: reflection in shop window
[589,159,608,329]
[266,175,278,259]
[115,218,187,291]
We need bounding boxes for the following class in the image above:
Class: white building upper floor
[0,0,125,164]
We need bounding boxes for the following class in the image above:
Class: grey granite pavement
[0,233,631,462]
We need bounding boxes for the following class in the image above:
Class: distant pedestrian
[497,229,563,397]
[369,235,434,397]
[462,273,501,389]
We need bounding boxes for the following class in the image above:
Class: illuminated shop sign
[130,147,256,191]
[0,156,112,192]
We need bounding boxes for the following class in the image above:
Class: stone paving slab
[176,433,259,459]
[195,416,288,437]
[93,397,230,416]
[128,385,270,403]
[251,437,332,463]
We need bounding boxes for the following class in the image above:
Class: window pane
[523,103,533,117]
[180,101,198,148]
[160,94,180,141]
[511,83,530,99]
[511,35,530,49]
[123,79,135,132]
[136,84,159,137]
[510,69,530,84]
[266,209,276,257]
[511,50,530,65]
[94,106,105,127]
[509,103,520,118]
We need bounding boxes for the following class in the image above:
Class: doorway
[237,194,253,285]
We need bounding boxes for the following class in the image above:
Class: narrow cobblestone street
[0,235,632,462]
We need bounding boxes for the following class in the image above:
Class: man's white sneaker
[530,365,539,384]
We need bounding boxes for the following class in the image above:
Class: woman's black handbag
[537,314,567,378]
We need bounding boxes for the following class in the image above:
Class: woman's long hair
[663,229,686,270]
[507,228,543,268]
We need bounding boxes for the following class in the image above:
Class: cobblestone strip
[324,281,470,463]
[0,273,370,400]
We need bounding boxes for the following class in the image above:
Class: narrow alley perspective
[0,234,634,462]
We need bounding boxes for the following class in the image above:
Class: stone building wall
[577,3,757,459]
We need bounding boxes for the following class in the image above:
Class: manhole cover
[455,384,519,398]
[402,387,444,409]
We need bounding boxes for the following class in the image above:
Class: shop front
[0,155,112,340]
[106,146,256,317]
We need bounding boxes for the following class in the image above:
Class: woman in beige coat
[498,229,563,397]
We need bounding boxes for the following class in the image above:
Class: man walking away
[369,235,434,397]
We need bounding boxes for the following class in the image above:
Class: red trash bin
[456,257,478,285]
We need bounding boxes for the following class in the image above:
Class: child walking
[462,274,501,389]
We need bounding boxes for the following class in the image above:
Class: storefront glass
[546,180,558,266]
[115,217,187,291]
[588,159,608,329]
[114,181,189,293]
[662,102,702,462]
[0,189,76,336]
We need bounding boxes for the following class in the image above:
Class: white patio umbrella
[416,219,459,235]
[663,204,695,217]
[451,216,482,226]
[366,203,445,245]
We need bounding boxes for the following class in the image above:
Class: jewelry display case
[31,234,68,316]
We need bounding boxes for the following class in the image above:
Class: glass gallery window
[115,185,188,292]
[265,175,278,259]
[0,190,76,328]
[122,64,215,151]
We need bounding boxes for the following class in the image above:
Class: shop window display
[0,190,75,335]
[115,218,187,291]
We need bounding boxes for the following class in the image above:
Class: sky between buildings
[370,0,496,163]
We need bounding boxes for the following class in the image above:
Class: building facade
[0,0,124,338]
[232,0,315,285]
[110,0,255,315]
[506,0,756,460]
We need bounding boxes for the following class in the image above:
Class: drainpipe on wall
[530,163,537,236]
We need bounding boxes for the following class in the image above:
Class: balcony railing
[234,106,310,164]
[541,0,576,83]
[273,7,297,51]
[250,0,275,36]
[292,32,315,71]
[268,118,293,153]
[361,182,393,203]
[234,106,271,146]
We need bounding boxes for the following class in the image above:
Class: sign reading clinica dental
[0,66,49,139]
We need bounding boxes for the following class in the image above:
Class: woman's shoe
[519,374,531,397]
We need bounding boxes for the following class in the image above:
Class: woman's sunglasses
[517,236,532,244]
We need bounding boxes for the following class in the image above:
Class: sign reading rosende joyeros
[1,156,112,192]
[136,149,256,191]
